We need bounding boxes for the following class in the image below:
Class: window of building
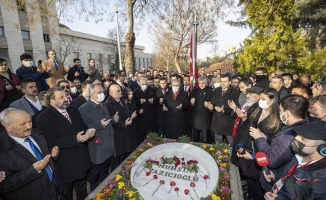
[143,58,145,68]
[74,52,79,58]
[87,53,92,60]
[0,49,8,58]
[21,31,30,40]
[0,27,4,36]
[43,34,50,42]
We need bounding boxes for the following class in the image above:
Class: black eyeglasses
[60,85,70,89]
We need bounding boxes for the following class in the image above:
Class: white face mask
[214,83,221,88]
[280,111,289,125]
[24,61,33,68]
[141,85,148,91]
[258,100,270,109]
[70,87,77,94]
[97,93,105,102]
[172,86,179,93]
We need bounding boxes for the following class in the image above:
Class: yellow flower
[211,194,221,200]
[218,156,223,159]
[130,198,136,200]
[94,193,104,200]
[210,147,215,151]
[117,181,125,189]
[202,145,207,149]
[125,191,135,198]
[220,163,227,168]
[115,174,122,181]
[139,148,144,152]
[223,149,230,154]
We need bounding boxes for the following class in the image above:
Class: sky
[62,2,252,60]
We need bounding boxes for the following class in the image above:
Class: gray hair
[272,75,285,86]
[46,87,64,105]
[0,108,16,122]
[139,77,148,83]
[89,83,103,94]
[2,109,31,125]
[198,75,207,83]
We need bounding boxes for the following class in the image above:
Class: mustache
[33,90,38,93]
[24,128,32,132]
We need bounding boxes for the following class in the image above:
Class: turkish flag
[189,31,198,91]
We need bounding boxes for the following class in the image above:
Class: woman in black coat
[163,80,190,139]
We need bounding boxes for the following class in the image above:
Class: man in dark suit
[206,74,240,145]
[79,84,119,191]
[56,79,78,102]
[182,75,192,136]
[67,58,88,82]
[70,80,92,109]
[163,79,190,139]
[129,72,144,90]
[0,109,66,200]
[105,84,137,170]
[190,76,213,143]
[35,87,95,200]
[155,77,169,137]
[113,72,128,89]
[133,77,156,139]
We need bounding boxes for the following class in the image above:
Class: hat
[293,121,326,141]
[20,53,33,61]
[246,87,263,95]
[73,58,80,63]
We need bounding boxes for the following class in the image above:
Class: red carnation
[174,187,179,197]
[190,182,196,187]
[168,181,176,193]
[160,180,165,184]
[146,172,151,176]
[153,175,158,179]
[184,189,190,195]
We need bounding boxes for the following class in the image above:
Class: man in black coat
[79,84,118,191]
[35,87,95,200]
[255,67,270,90]
[182,75,192,137]
[105,84,137,170]
[70,80,92,109]
[155,77,170,137]
[163,79,190,139]
[67,58,88,82]
[0,109,66,200]
[133,77,156,139]
[190,76,213,143]
[206,74,240,145]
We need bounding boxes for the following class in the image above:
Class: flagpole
[193,14,199,89]
[114,6,123,71]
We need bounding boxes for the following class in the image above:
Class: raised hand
[76,131,89,142]
[125,118,132,126]
[131,111,137,119]
[162,104,168,112]
[101,118,112,127]
[114,112,119,122]
[190,98,195,105]
[33,155,51,171]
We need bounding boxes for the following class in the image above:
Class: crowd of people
[0,50,326,200]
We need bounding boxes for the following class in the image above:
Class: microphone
[256,152,273,182]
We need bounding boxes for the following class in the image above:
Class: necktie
[68,96,72,103]
[53,60,58,70]
[185,86,188,92]
[222,89,226,95]
[61,110,71,123]
[118,100,123,107]
[24,138,53,182]
[121,84,125,89]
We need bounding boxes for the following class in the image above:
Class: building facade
[0,1,153,73]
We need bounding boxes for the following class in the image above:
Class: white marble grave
[130,143,219,200]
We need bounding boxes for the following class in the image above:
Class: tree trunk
[173,56,182,73]
[124,0,136,75]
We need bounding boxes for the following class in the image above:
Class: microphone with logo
[256,152,273,182]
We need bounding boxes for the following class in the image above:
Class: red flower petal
[190,182,196,187]
[174,187,179,191]
[153,175,158,179]
[170,181,176,186]
[160,180,165,184]
[146,172,151,176]
[184,189,189,195]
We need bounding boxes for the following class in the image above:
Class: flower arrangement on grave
[91,133,232,200]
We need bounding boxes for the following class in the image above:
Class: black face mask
[256,75,267,81]
[290,138,310,157]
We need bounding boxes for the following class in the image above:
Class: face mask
[70,87,77,94]
[258,100,270,109]
[141,85,148,91]
[24,61,33,68]
[172,86,179,93]
[214,83,220,88]
[280,111,289,125]
[97,93,105,102]
[290,138,314,157]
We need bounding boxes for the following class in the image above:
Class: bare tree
[55,35,82,63]
[148,0,231,73]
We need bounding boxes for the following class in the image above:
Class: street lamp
[114,6,123,71]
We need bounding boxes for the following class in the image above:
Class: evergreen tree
[235,0,309,74]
